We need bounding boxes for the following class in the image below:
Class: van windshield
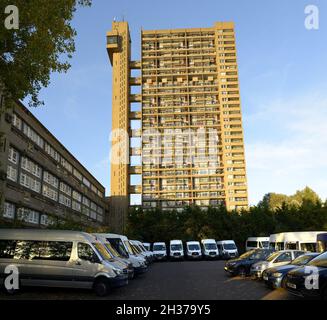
[205,243,217,250]
[153,245,165,251]
[171,244,182,251]
[261,241,270,248]
[223,243,236,250]
[93,243,113,261]
[105,243,121,258]
[188,244,200,251]
[124,240,134,255]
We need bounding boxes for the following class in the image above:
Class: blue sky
[28,0,327,205]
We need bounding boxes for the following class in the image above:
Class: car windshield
[93,243,113,261]
[105,242,120,258]
[223,243,236,250]
[188,244,200,251]
[292,254,318,266]
[239,250,256,259]
[308,252,327,268]
[266,252,280,262]
[153,245,165,251]
[171,244,182,251]
[205,243,217,250]
[250,249,273,260]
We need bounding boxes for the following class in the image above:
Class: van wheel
[93,278,109,297]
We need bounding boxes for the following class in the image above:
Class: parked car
[186,241,202,260]
[250,250,306,279]
[201,239,219,259]
[263,252,320,289]
[270,231,325,252]
[103,233,148,275]
[217,240,238,259]
[152,242,167,261]
[0,229,129,296]
[224,249,275,277]
[245,237,270,252]
[285,251,327,299]
[169,240,184,260]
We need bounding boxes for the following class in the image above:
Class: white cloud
[245,86,327,204]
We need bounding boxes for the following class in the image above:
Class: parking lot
[0,260,298,300]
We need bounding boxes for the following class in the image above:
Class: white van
[152,242,167,261]
[201,239,219,259]
[131,240,154,263]
[246,237,270,251]
[0,229,128,296]
[269,231,326,252]
[169,240,184,260]
[102,233,148,274]
[217,240,238,259]
[186,241,202,260]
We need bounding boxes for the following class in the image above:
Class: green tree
[0,0,91,107]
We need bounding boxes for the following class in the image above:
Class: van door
[72,242,101,289]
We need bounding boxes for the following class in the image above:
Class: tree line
[125,187,327,252]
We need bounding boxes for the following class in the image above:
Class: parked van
[201,239,219,259]
[186,241,202,260]
[169,240,184,260]
[130,240,153,263]
[269,231,326,252]
[0,229,128,296]
[152,242,167,261]
[246,237,270,251]
[317,233,327,253]
[102,233,148,274]
[217,240,238,259]
[93,233,135,279]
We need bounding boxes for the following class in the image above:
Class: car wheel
[238,266,247,277]
[281,276,287,289]
[93,278,109,297]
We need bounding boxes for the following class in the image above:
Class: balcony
[129,166,142,174]
[129,111,142,120]
[130,129,141,137]
[129,185,142,194]
[130,94,142,102]
[130,60,141,69]
[130,77,141,85]
[130,147,141,156]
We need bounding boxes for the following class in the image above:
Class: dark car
[224,248,275,277]
[285,251,327,299]
[263,252,320,289]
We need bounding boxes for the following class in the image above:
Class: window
[78,243,97,262]
[43,171,59,188]
[8,147,19,164]
[35,241,72,261]
[61,157,72,173]
[17,208,39,224]
[82,177,91,188]
[3,202,15,219]
[20,173,41,193]
[82,197,90,207]
[0,240,16,259]
[90,211,97,220]
[23,123,44,148]
[275,252,292,263]
[82,206,90,216]
[107,35,119,45]
[42,185,58,201]
[40,214,51,226]
[59,194,71,208]
[73,168,82,181]
[72,190,82,202]
[60,182,72,196]
[12,113,22,130]
[21,157,42,178]
[246,241,258,248]
[72,201,81,212]
[45,142,60,162]
[7,165,18,182]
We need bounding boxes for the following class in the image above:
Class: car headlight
[272,272,283,278]
[113,267,123,275]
